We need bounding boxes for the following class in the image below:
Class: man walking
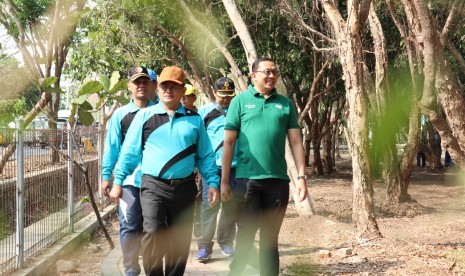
[195,77,243,261]
[102,66,155,276]
[113,66,219,276]
[221,58,308,276]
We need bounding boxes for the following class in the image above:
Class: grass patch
[283,261,321,276]
[447,248,465,270]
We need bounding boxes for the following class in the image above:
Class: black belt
[149,173,196,186]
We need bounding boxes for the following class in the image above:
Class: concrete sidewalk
[101,239,260,276]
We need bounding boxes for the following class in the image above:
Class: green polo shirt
[225,84,300,180]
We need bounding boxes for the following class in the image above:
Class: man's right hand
[102,180,111,197]
[109,185,123,203]
[220,180,232,202]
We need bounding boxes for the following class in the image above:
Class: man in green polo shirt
[221,57,308,276]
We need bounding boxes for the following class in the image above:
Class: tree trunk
[222,0,258,71]
[423,121,442,169]
[312,139,324,175]
[385,0,422,204]
[0,0,84,171]
[412,0,465,166]
[321,0,381,239]
[397,104,421,203]
[0,92,51,173]
[367,2,400,204]
[304,127,311,167]
[322,123,333,174]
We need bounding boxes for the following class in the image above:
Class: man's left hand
[208,187,219,208]
[297,179,308,202]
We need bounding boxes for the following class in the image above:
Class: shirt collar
[153,102,186,116]
[248,84,277,98]
[214,102,228,112]
[127,98,156,112]
[126,99,142,113]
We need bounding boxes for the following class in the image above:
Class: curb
[101,243,122,276]
[10,204,117,276]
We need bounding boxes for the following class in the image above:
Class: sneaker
[221,245,235,257]
[195,247,212,261]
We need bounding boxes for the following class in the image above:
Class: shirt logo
[245,104,256,109]
[275,104,283,109]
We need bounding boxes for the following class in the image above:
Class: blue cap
[147,69,157,82]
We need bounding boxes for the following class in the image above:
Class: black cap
[128,66,149,81]
[215,77,236,97]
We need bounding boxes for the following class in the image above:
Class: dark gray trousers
[140,175,197,276]
[229,178,289,276]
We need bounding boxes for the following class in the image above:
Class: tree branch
[281,0,336,44]
[441,0,459,36]
[177,0,248,91]
[50,144,114,250]
[150,24,212,99]
[298,60,331,125]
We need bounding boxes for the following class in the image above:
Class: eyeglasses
[254,69,280,77]
[159,83,184,92]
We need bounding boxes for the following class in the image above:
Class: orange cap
[158,66,185,85]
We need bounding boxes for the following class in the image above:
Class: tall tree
[321,0,382,239]
[0,0,85,170]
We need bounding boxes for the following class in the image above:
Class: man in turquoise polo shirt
[221,58,308,276]
[102,66,155,276]
[195,77,242,261]
[113,66,219,276]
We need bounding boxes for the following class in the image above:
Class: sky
[0,26,23,64]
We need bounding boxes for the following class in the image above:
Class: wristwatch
[297,175,307,180]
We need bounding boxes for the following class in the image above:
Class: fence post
[15,117,25,268]
[67,119,74,233]
[97,122,103,211]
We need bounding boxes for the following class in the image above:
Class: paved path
[102,238,260,276]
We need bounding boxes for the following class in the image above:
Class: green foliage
[112,95,129,105]
[109,71,127,94]
[79,101,93,111]
[0,98,29,127]
[41,76,57,89]
[14,0,53,21]
[67,0,243,85]
[70,71,128,125]
[369,67,413,168]
[99,75,111,92]
[77,109,94,126]
[77,81,104,95]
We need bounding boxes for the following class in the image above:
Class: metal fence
[0,120,105,275]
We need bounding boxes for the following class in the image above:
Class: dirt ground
[280,157,465,275]
[47,156,465,275]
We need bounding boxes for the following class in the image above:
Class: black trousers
[140,175,198,276]
[229,178,289,276]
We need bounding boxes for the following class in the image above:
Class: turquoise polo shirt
[113,103,219,188]
[225,85,300,180]
[197,102,238,168]
[101,99,156,187]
